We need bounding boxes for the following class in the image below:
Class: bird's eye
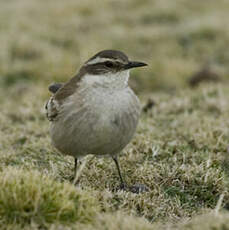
[104,61,114,68]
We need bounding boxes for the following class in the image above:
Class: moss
[0,168,99,228]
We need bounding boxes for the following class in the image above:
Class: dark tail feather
[48,83,63,94]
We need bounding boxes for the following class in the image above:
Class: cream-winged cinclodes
[46,50,148,193]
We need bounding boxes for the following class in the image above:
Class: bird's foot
[119,183,128,191]
[112,183,128,192]
[114,183,149,194]
[128,183,149,194]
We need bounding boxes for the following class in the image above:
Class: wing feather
[45,71,84,122]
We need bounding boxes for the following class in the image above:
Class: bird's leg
[73,157,87,185]
[112,156,127,190]
[112,156,149,194]
[72,158,79,185]
[69,158,78,183]
[74,158,78,179]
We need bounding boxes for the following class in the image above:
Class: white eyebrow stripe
[86,57,115,65]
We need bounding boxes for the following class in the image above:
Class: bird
[45,50,147,192]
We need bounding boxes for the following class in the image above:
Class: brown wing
[45,71,84,122]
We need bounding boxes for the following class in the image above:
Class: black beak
[124,61,147,70]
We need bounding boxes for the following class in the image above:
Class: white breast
[50,81,141,158]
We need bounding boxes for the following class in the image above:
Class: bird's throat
[81,70,130,90]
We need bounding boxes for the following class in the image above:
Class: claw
[113,183,149,194]
[129,184,149,194]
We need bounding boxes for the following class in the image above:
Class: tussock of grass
[0,168,99,229]
[85,212,153,230]
[178,212,229,230]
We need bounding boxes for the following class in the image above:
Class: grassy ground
[0,0,229,229]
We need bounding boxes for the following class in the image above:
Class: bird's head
[80,50,147,89]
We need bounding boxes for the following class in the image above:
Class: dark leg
[112,156,126,189]
[74,158,78,181]
[112,156,149,194]
[73,158,83,185]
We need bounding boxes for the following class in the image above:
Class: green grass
[0,0,229,229]
[0,168,98,229]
